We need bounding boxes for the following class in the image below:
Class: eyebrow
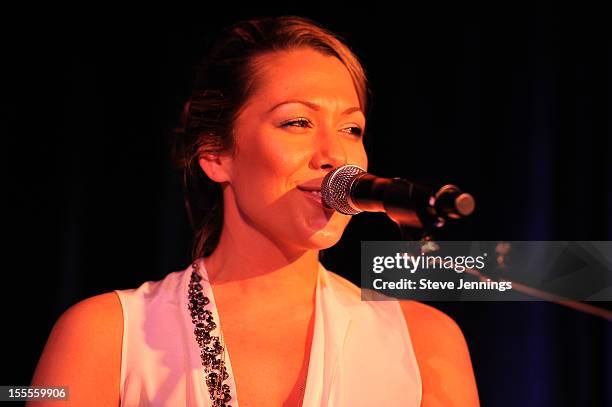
[267,99,363,116]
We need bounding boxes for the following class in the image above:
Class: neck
[202,196,320,311]
[205,232,320,285]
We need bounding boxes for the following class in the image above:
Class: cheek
[233,138,311,197]
[254,138,312,178]
[348,143,368,170]
[360,149,369,170]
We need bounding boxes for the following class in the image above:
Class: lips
[297,187,333,210]
[297,178,334,210]
[302,189,323,200]
[297,178,325,191]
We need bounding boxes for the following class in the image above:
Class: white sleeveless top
[115,258,422,406]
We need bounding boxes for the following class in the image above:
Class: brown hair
[173,16,370,260]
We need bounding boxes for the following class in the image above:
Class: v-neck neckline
[191,259,323,407]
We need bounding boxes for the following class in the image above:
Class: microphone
[321,165,475,229]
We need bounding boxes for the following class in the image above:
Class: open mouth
[303,189,322,199]
[297,178,333,210]
[297,187,328,208]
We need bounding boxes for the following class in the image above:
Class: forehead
[247,48,361,110]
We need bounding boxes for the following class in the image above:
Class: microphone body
[321,165,475,229]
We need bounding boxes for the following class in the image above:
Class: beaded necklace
[188,261,308,407]
[188,262,232,407]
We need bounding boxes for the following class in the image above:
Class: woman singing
[30,16,479,406]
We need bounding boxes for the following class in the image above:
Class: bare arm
[400,301,480,407]
[28,292,123,407]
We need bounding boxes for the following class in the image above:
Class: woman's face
[219,48,368,253]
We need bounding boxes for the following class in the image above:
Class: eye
[281,118,313,128]
[340,126,364,138]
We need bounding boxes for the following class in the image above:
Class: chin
[270,212,351,252]
[312,214,352,248]
[302,223,347,250]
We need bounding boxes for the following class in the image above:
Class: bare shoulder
[29,292,123,407]
[400,300,464,342]
[399,301,480,407]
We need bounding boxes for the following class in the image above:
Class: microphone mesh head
[321,165,366,215]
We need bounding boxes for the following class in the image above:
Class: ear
[198,152,232,183]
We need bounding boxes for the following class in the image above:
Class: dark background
[5,2,611,406]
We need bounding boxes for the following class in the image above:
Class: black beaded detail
[188,262,232,407]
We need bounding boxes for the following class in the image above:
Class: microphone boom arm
[351,174,475,241]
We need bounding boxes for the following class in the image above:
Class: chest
[213,307,315,407]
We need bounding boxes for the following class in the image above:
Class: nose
[309,129,347,171]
